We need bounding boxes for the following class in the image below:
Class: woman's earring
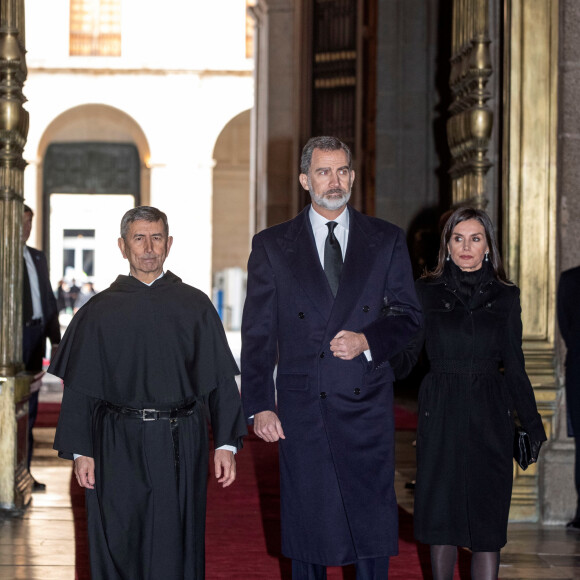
[484,251,489,262]
[446,253,450,262]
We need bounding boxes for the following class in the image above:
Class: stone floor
[0,428,75,580]
[1,382,580,578]
[395,430,580,579]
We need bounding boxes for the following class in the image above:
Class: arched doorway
[37,104,150,295]
[211,109,251,331]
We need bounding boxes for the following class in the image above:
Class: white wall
[22,0,254,295]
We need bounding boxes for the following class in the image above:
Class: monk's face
[118,219,173,284]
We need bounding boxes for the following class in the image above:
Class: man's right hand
[253,410,286,442]
[74,456,95,489]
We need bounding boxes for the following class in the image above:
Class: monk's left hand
[214,449,236,488]
[330,330,369,360]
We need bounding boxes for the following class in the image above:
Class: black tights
[430,545,500,580]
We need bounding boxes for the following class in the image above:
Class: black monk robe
[50,272,246,580]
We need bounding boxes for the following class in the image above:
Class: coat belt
[430,359,499,374]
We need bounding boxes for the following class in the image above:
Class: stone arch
[36,104,151,293]
[37,103,151,163]
[211,109,251,330]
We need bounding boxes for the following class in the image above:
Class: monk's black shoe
[566,518,580,530]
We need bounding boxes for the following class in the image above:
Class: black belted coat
[393,262,546,551]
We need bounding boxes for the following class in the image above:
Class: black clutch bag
[513,425,532,470]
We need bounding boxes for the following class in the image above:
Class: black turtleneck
[447,259,491,304]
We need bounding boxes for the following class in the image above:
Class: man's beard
[308,178,351,211]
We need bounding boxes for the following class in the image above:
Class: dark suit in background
[23,245,61,371]
[22,206,61,483]
[557,266,580,527]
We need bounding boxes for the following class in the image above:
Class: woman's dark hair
[423,207,511,283]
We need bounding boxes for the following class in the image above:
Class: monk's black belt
[104,400,197,421]
[104,400,197,484]
[430,359,499,374]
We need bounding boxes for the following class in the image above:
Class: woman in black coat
[393,207,546,580]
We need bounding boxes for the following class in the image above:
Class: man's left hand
[330,330,369,360]
[214,449,236,488]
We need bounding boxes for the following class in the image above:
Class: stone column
[503,0,559,521]
[249,0,297,232]
[541,0,580,525]
[0,0,32,510]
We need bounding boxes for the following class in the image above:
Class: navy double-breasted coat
[241,205,421,565]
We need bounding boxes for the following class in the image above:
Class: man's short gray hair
[120,206,169,240]
[300,136,352,175]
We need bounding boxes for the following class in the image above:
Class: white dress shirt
[308,205,372,361]
[23,246,43,321]
[309,205,349,264]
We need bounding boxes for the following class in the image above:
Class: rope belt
[104,400,197,484]
[430,359,499,374]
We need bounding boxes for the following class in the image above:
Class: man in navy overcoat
[241,136,422,579]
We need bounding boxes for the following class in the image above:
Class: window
[63,229,96,279]
[246,0,256,59]
[70,0,122,57]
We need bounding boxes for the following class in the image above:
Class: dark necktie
[23,257,33,323]
[324,221,343,297]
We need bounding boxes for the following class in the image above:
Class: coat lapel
[276,206,334,322]
[326,207,383,336]
[276,205,383,335]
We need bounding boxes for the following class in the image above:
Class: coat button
[362,305,370,312]
[320,392,327,399]
[298,312,305,319]
[354,387,361,395]
[320,351,325,358]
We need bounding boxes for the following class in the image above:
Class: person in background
[392,207,546,580]
[55,279,69,314]
[22,204,61,492]
[73,281,97,313]
[68,278,80,307]
[50,206,246,579]
[557,265,580,529]
[241,136,421,579]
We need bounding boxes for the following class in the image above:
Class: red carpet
[35,402,61,428]
[71,404,471,579]
[70,474,91,580]
[394,404,418,431]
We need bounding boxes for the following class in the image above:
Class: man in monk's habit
[51,206,246,580]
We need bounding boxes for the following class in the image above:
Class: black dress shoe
[566,518,580,530]
[32,479,46,492]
